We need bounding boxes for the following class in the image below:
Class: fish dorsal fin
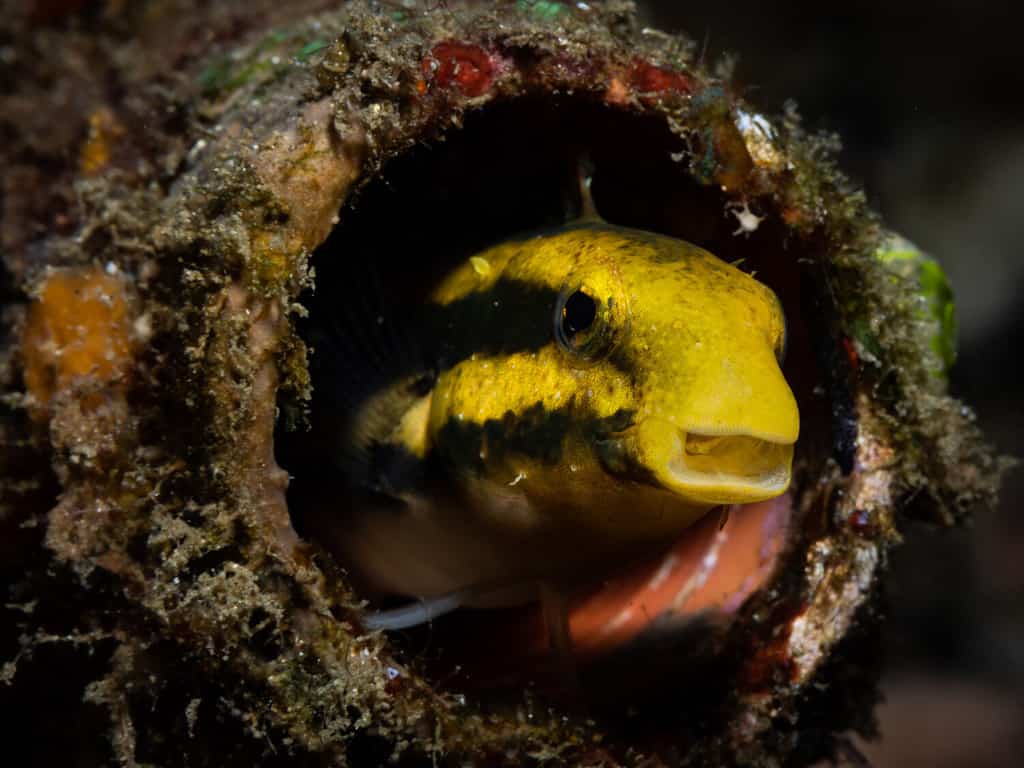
[576,153,600,222]
[568,149,611,226]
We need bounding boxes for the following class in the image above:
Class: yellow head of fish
[419,222,799,541]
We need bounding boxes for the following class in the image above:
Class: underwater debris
[0,1,1001,766]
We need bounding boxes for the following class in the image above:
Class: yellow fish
[305,204,798,630]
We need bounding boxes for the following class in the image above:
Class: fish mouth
[597,423,794,506]
[665,431,793,504]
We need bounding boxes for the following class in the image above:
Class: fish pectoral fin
[360,579,544,631]
[389,391,432,460]
[361,591,466,631]
[362,391,433,496]
[539,582,574,658]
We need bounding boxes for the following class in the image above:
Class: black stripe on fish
[431,402,637,476]
[429,277,557,366]
[306,263,638,499]
[364,403,636,497]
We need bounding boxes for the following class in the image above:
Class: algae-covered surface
[0,1,1002,765]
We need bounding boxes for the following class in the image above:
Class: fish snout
[652,348,799,504]
[596,330,799,507]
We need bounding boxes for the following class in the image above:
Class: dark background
[636,2,1024,765]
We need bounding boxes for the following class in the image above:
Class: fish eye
[562,290,597,336]
[554,277,628,362]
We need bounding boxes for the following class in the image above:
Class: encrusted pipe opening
[277,95,834,718]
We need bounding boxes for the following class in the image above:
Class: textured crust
[0,1,1001,765]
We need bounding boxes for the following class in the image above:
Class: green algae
[876,236,958,376]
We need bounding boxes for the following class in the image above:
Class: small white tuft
[728,200,765,236]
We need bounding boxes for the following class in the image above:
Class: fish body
[318,221,798,608]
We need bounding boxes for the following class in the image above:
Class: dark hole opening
[277,96,833,728]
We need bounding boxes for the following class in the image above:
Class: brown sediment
[0,1,1003,766]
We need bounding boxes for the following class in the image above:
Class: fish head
[426,223,798,536]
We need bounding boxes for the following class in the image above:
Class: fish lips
[596,419,794,507]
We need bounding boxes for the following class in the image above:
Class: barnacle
[0,1,1002,766]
